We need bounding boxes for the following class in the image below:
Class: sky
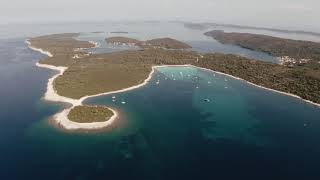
[1,0,319,31]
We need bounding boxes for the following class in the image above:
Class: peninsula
[28,33,320,131]
[184,22,320,37]
[205,30,320,67]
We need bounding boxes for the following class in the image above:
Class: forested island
[205,30,320,68]
[28,33,320,130]
[106,37,191,49]
[184,22,320,37]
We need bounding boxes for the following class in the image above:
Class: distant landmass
[106,36,192,49]
[106,36,141,45]
[205,30,320,67]
[184,22,320,37]
[110,31,129,34]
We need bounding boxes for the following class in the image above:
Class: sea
[0,21,320,180]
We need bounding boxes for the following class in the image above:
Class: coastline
[78,63,320,109]
[27,39,320,131]
[89,41,100,48]
[190,65,320,108]
[54,107,119,130]
[27,39,120,130]
[25,39,54,57]
[28,38,171,130]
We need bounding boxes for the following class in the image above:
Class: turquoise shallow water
[85,66,320,144]
[0,22,320,179]
[14,64,319,179]
[82,66,320,179]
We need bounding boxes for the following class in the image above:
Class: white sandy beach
[54,106,118,130]
[28,38,174,130]
[25,39,53,57]
[27,39,320,130]
[89,41,101,48]
[28,40,120,130]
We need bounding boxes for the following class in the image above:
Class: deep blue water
[0,22,320,180]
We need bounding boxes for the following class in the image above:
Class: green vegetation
[30,33,95,66]
[106,36,191,49]
[67,106,114,123]
[195,54,320,103]
[54,49,198,98]
[106,36,141,45]
[203,30,320,103]
[185,22,320,37]
[144,38,192,49]
[205,30,320,68]
[31,33,320,105]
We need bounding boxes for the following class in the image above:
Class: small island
[68,106,114,123]
[106,36,191,49]
[143,38,192,49]
[110,31,129,34]
[106,36,141,46]
[27,33,320,131]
